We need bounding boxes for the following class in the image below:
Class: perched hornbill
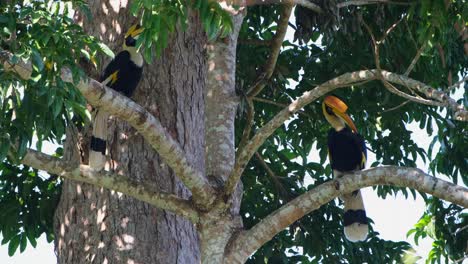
[322,95,368,242]
[89,24,144,170]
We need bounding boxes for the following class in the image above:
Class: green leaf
[8,235,20,256]
[19,234,27,253]
[31,50,44,72]
[0,15,8,23]
[26,230,37,248]
[52,97,63,118]
[97,42,115,58]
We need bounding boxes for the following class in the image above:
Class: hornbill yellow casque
[89,24,144,170]
[322,95,369,242]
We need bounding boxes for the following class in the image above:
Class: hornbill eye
[125,36,136,47]
[326,106,335,115]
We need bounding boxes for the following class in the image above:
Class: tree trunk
[54,1,206,263]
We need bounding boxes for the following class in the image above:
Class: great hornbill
[322,95,368,242]
[89,24,144,170]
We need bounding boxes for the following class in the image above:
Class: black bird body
[100,50,143,97]
[327,127,366,172]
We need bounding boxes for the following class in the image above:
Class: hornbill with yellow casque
[89,24,144,170]
[322,95,369,242]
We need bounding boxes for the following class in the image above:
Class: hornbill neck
[326,114,346,132]
[323,104,346,131]
[123,46,143,67]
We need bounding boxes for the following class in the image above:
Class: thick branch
[224,70,468,197]
[0,49,216,209]
[22,149,199,222]
[225,166,468,263]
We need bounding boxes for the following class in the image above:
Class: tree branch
[0,49,216,209]
[336,0,412,8]
[224,69,468,198]
[446,75,468,92]
[225,166,468,263]
[381,70,467,120]
[22,149,200,222]
[236,0,410,12]
[243,0,323,13]
[252,97,311,117]
[237,98,255,156]
[247,4,293,98]
[381,79,444,107]
[255,152,290,200]
[404,42,426,76]
[238,39,272,46]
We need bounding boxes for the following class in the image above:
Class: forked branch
[225,166,468,263]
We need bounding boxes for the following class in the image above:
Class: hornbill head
[124,24,144,48]
[322,95,358,133]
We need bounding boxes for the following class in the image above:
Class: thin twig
[337,0,412,8]
[252,97,311,117]
[238,39,272,46]
[237,98,255,155]
[378,15,405,43]
[255,152,290,200]
[383,100,411,113]
[404,19,418,49]
[404,42,426,76]
[362,19,381,70]
[446,75,468,92]
[382,79,444,107]
[252,97,288,108]
[246,4,293,98]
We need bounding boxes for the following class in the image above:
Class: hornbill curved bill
[89,24,144,170]
[322,95,368,242]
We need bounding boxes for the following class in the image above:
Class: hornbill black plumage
[322,95,368,242]
[89,24,144,170]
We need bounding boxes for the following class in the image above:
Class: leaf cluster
[0,161,61,256]
[0,0,113,160]
[407,198,467,264]
[130,0,233,62]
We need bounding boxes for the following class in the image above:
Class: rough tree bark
[53,1,205,263]
[200,9,245,263]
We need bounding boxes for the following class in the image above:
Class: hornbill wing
[100,51,131,86]
[328,127,366,172]
[353,132,367,170]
